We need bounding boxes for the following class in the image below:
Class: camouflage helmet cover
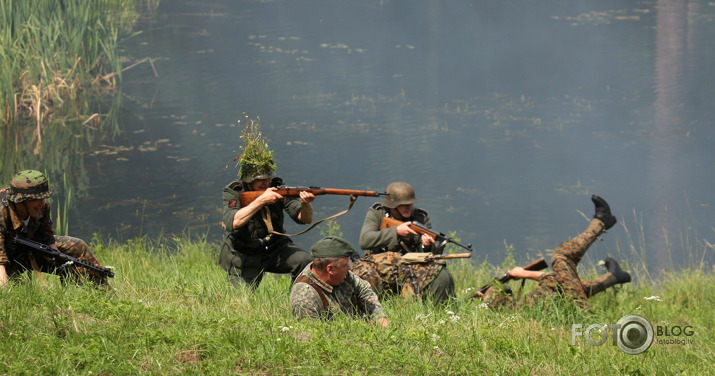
[7,170,52,202]
[237,118,277,183]
[382,182,416,208]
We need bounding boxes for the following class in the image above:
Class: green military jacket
[0,188,55,265]
[220,180,303,253]
[290,263,386,321]
[358,202,433,254]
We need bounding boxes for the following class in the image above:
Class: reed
[0,0,143,137]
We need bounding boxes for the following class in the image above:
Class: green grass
[0,235,712,375]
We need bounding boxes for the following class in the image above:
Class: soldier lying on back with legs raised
[477,195,631,312]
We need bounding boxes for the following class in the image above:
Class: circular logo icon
[616,314,654,355]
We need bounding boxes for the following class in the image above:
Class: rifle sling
[295,275,329,310]
[261,195,358,237]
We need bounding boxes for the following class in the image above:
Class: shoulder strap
[295,275,329,310]
[262,195,358,237]
[0,188,8,207]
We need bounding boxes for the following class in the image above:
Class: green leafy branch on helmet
[235,116,277,181]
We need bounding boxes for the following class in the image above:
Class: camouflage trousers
[7,235,109,286]
[485,219,613,311]
[352,252,454,303]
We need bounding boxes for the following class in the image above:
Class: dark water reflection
[44,0,715,269]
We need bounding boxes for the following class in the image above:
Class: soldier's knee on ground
[426,267,455,304]
[289,249,313,272]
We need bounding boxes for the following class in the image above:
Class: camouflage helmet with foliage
[6,170,53,203]
[236,117,277,183]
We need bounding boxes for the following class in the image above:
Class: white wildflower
[644,296,663,302]
[279,325,293,332]
[438,319,446,325]
[431,333,441,343]
[478,303,489,309]
[444,310,455,315]
[449,315,461,322]
[414,313,432,321]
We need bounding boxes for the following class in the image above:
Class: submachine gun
[12,237,115,278]
[380,217,474,253]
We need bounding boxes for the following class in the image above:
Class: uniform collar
[306,266,334,293]
[6,202,25,231]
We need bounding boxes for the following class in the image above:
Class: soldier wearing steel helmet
[354,182,456,304]
[0,170,111,287]
[218,120,315,289]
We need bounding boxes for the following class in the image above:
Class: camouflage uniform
[0,172,108,285]
[355,203,455,303]
[483,218,617,312]
[290,263,386,321]
[218,179,312,288]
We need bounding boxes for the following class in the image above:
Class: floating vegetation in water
[552,8,650,26]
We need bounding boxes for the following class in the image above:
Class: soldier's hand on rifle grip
[298,191,316,204]
[395,221,418,237]
[257,187,283,205]
[421,234,435,247]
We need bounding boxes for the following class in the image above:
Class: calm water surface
[48,0,715,269]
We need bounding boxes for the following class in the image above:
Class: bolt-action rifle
[12,237,115,278]
[380,217,474,253]
[471,257,547,298]
[239,186,388,207]
[401,252,472,263]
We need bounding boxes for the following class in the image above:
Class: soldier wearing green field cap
[218,119,315,289]
[0,170,111,287]
[290,237,389,327]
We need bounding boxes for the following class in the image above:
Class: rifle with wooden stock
[401,252,472,263]
[12,237,115,278]
[380,217,474,252]
[239,185,388,207]
[471,257,548,298]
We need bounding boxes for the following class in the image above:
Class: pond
[6,0,715,270]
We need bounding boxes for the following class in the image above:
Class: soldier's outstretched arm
[231,188,283,229]
[507,267,544,281]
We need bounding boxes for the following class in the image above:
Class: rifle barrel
[239,186,387,207]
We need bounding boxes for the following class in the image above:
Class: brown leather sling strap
[295,275,329,310]
[261,194,358,237]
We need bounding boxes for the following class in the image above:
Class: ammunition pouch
[230,233,290,255]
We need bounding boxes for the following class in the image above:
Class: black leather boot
[592,194,617,230]
[603,257,631,284]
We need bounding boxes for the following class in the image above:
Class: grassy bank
[0,236,712,375]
